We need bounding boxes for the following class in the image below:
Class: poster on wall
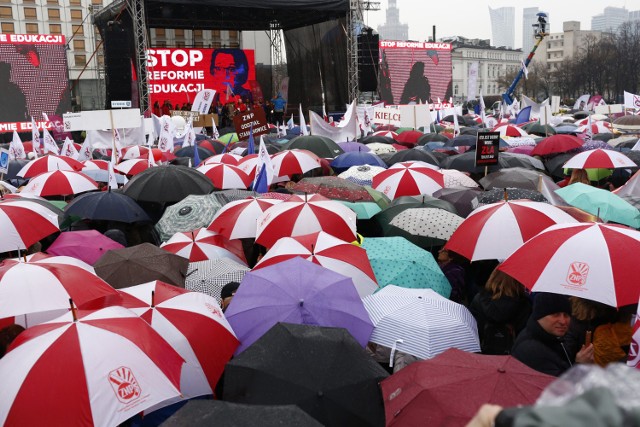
[147,48,256,109]
[378,40,453,106]
[0,34,71,133]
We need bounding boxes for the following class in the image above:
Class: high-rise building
[489,6,515,49]
[591,6,629,33]
[522,7,544,55]
[630,10,640,22]
[377,0,408,41]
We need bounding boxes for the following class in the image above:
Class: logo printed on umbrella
[108,366,142,404]
[205,302,223,318]
[566,262,589,287]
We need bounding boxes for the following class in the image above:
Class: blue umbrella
[330,151,387,171]
[361,236,451,297]
[64,190,151,223]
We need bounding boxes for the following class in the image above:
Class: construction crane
[502,12,549,106]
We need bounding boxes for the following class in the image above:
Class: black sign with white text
[475,132,500,167]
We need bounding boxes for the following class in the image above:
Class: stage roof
[95,0,349,31]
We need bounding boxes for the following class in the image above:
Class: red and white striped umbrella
[196,163,251,189]
[202,153,243,166]
[255,193,357,248]
[575,121,613,134]
[372,161,444,199]
[118,281,239,400]
[563,148,636,169]
[0,258,119,319]
[115,158,152,176]
[21,170,98,196]
[236,153,259,179]
[445,200,578,261]
[122,145,150,160]
[254,231,378,297]
[270,149,321,178]
[208,196,282,239]
[372,130,399,139]
[498,223,640,307]
[0,198,60,253]
[82,159,110,171]
[17,154,84,178]
[491,124,529,137]
[160,228,247,265]
[0,306,183,427]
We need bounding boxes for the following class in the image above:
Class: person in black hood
[511,292,594,376]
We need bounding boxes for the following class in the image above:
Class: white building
[377,0,408,41]
[535,21,602,71]
[591,6,628,34]
[488,6,515,49]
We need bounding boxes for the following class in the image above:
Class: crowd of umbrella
[2,110,640,426]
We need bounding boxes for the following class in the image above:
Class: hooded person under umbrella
[400,62,431,105]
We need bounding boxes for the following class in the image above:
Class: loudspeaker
[358,30,379,92]
[102,22,133,107]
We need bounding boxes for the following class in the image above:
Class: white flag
[287,114,294,130]
[479,92,487,127]
[157,116,174,153]
[253,135,274,193]
[9,131,26,160]
[61,137,78,158]
[624,91,640,110]
[75,136,93,161]
[31,117,40,158]
[107,154,118,190]
[584,113,593,144]
[191,89,216,115]
[521,59,529,79]
[42,128,60,155]
[211,117,220,140]
[299,104,309,135]
[112,128,124,160]
[452,112,460,137]
[182,117,196,148]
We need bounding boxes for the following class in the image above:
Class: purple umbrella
[337,141,371,153]
[225,257,374,354]
[46,230,124,265]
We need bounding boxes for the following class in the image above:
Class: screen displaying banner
[378,41,453,106]
[0,34,71,133]
[147,48,256,109]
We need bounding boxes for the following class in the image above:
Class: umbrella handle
[389,338,404,368]
[69,298,77,322]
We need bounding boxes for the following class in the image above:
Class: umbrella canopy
[119,281,238,399]
[0,198,60,253]
[208,196,282,240]
[362,237,451,297]
[440,151,504,174]
[47,230,124,265]
[253,231,378,297]
[185,259,250,304]
[121,145,150,160]
[21,170,98,197]
[433,187,481,218]
[498,223,640,307]
[563,148,636,169]
[16,154,84,178]
[376,205,464,247]
[388,194,457,213]
[330,151,387,171]
[395,130,424,147]
[372,162,444,199]
[0,257,118,318]
[291,176,375,202]
[0,306,183,427]
[478,187,549,205]
[531,135,583,157]
[523,122,556,136]
[364,286,480,360]
[202,152,244,166]
[367,142,398,156]
[255,194,357,248]
[338,164,386,186]
[417,132,450,145]
[82,159,110,171]
[337,141,370,153]
[479,167,556,192]
[492,124,529,137]
[226,257,374,353]
[283,135,344,158]
[155,194,224,242]
[386,148,441,168]
[445,200,578,261]
[122,165,214,203]
[224,322,388,427]
[362,135,396,145]
[270,149,321,178]
[160,228,246,264]
[556,183,640,228]
[440,169,479,188]
[93,243,189,289]
[114,158,152,176]
[162,400,323,427]
[63,190,150,223]
[381,348,554,426]
[444,134,478,147]
[174,145,215,164]
[196,163,251,190]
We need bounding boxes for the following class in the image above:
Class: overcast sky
[363,1,640,48]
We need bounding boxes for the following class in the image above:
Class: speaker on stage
[358,28,379,92]
[102,20,133,107]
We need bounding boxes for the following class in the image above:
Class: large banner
[0,34,71,133]
[378,40,453,106]
[147,48,255,109]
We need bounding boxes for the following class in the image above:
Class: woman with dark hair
[210,48,252,106]
[400,61,431,104]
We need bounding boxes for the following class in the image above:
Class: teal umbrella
[337,200,382,219]
[361,236,451,298]
[555,183,640,228]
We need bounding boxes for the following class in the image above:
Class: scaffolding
[347,0,380,103]
[269,21,286,95]
[127,0,150,113]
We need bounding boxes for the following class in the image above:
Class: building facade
[534,21,602,71]
[488,6,515,49]
[377,0,408,41]
[591,6,628,34]
[444,37,522,102]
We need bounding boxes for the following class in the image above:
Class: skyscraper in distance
[489,6,515,48]
[523,7,540,54]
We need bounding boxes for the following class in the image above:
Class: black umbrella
[361,135,396,145]
[478,187,549,204]
[442,115,477,127]
[444,134,477,147]
[417,133,450,145]
[240,144,281,156]
[385,148,440,167]
[224,322,388,427]
[93,242,189,289]
[284,135,344,158]
[162,400,323,427]
[174,145,215,162]
[478,167,554,191]
[122,165,214,203]
[4,159,29,184]
[523,122,556,137]
[63,189,151,223]
[593,133,615,142]
[459,127,480,136]
[388,195,458,213]
[441,151,505,174]
[544,153,574,179]
[432,187,481,218]
[573,111,590,120]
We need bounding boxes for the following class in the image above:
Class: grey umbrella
[155,194,223,242]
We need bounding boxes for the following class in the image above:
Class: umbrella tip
[299,299,304,307]
[151,290,155,308]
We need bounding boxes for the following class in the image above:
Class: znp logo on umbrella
[566,262,589,287]
[109,366,142,404]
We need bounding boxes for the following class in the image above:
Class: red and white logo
[566,262,589,287]
[205,302,222,318]
[108,366,142,404]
